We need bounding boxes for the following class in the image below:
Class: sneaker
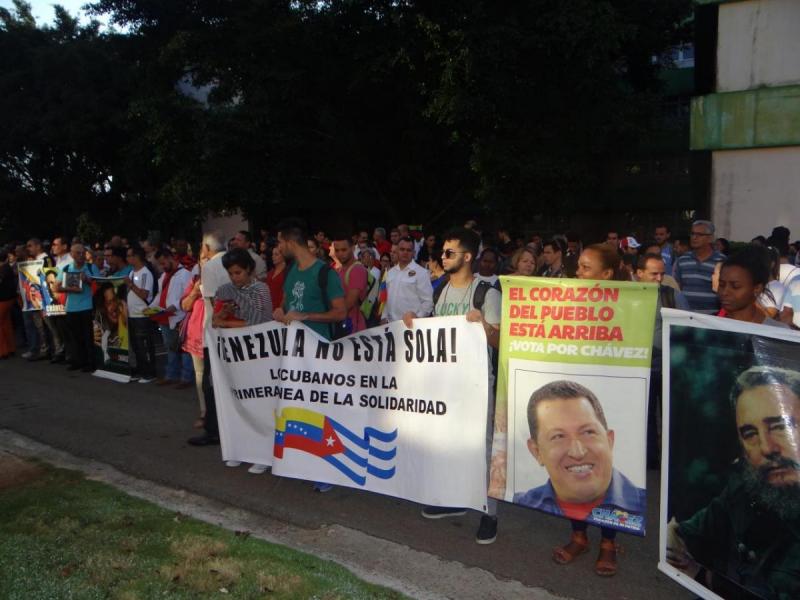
[225,461,242,467]
[129,376,140,382]
[421,506,467,519]
[187,434,220,446]
[248,463,269,474]
[314,482,334,493]
[138,377,155,383]
[21,351,34,360]
[475,515,498,545]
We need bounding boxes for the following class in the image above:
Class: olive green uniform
[679,462,800,599]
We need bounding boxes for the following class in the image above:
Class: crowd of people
[1,217,799,577]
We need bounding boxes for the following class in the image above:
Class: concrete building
[692,0,800,240]
[203,210,250,245]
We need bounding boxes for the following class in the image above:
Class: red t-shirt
[556,497,604,521]
[266,267,287,311]
[375,240,392,257]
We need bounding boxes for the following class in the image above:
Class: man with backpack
[402,227,501,545]
[272,219,346,340]
[332,236,370,334]
[273,219,347,492]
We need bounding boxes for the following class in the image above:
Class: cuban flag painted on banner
[273,408,397,485]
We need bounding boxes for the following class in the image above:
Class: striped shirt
[674,250,726,314]
[215,280,273,326]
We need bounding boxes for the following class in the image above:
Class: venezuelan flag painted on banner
[274,408,397,486]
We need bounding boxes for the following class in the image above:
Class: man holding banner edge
[403,226,501,544]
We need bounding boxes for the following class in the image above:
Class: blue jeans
[160,326,193,383]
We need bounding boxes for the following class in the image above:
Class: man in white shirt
[51,236,74,271]
[126,245,157,382]
[189,232,228,446]
[382,237,433,323]
[154,249,193,387]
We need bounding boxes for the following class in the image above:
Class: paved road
[0,357,691,600]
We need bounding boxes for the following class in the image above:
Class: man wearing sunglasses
[381,236,433,324]
[405,227,502,545]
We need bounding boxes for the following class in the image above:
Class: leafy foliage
[0,1,138,239]
[0,0,692,241]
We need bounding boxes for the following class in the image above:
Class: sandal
[595,538,619,576]
[552,530,589,564]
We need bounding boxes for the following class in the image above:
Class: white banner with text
[208,317,491,510]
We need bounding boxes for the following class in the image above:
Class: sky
[0,0,112,27]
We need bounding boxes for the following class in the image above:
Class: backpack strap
[432,275,450,307]
[472,279,501,311]
[434,276,494,312]
[473,281,491,311]
[343,263,355,287]
[343,262,369,302]
[317,262,338,339]
[318,263,330,310]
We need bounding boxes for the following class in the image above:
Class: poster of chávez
[92,276,130,381]
[660,310,800,600]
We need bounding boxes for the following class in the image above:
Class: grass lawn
[0,457,406,600]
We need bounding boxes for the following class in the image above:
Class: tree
[0,0,693,241]
[0,1,135,240]
[414,0,693,220]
